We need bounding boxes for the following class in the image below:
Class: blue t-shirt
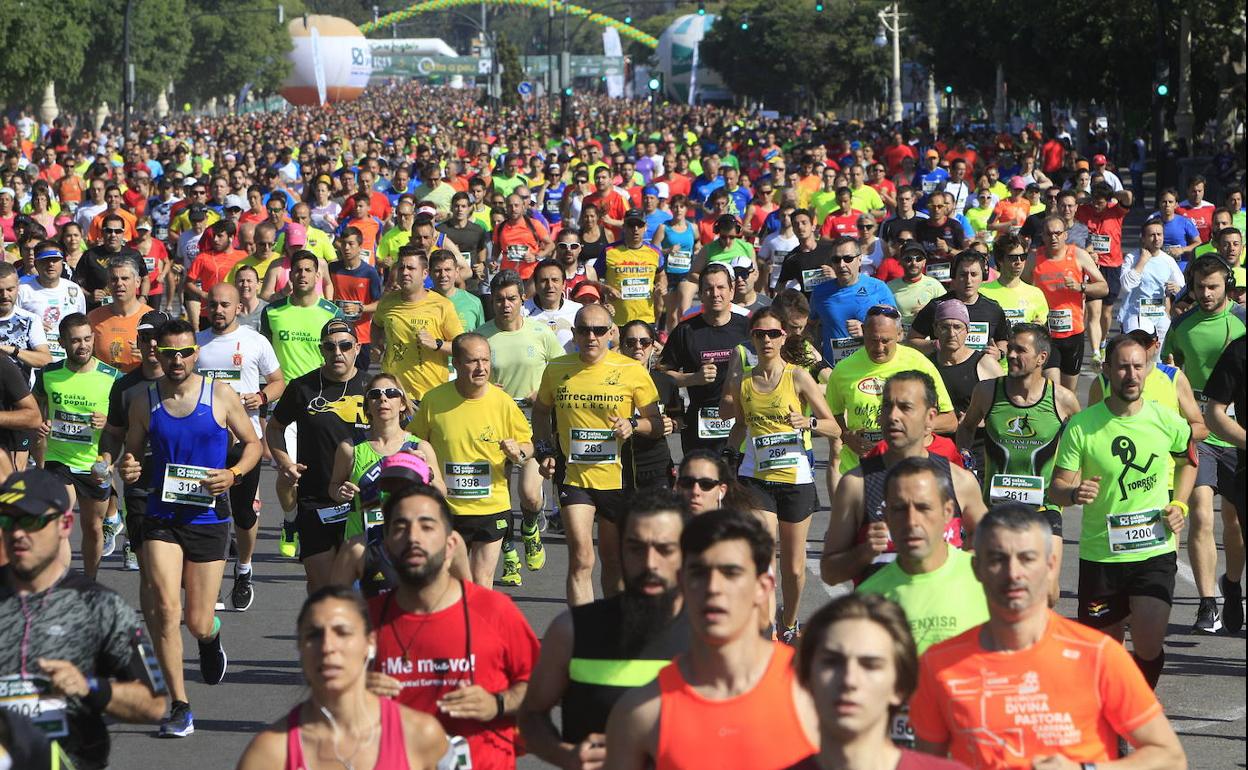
[810,275,896,358]
[1147,212,1199,249]
[644,209,673,243]
[912,168,950,209]
[689,174,726,211]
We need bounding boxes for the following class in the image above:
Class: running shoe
[499,550,522,586]
[231,569,255,612]
[122,542,140,571]
[1193,597,1223,634]
[546,508,565,536]
[1221,575,1243,635]
[779,622,801,646]
[101,515,123,558]
[522,523,546,571]
[160,701,195,738]
[199,632,228,685]
[279,521,299,558]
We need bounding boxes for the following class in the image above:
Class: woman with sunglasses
[963,187,997,246]
[722,307,839,644]
[619,320,681,491]
[328,373,444,588]
[674,449,759,515]
[237,585,453,769]
[576,205,610,279]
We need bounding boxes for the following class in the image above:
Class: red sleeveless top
[656,643,815,770]
[285,697,411,770]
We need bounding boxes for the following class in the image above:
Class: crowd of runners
[0,81,1243,770]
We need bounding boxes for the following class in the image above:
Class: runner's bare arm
[1207,399,1245,450]
[1075,248,1109,299]
[931,409,958,434]
[0,392,41,430]
[517,611,595,769]
[1173,369,1209,444]
[1054,382,1082,420]
[400,706,453,769]
[602,682,661,770]
[328,441,355,503]
[235,721,289,770]
[952,464,987,537]
[956,380,992,452]
[820,472,877,586]
[794,367,840,439]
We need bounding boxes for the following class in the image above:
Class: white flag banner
[602,28,624,99]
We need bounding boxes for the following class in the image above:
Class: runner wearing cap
[926,298,1003,423]
[265,318,370,590]
[912,150,948,211]
[196,283,285,611]
[131,217,169,311]
[33,312,121,580]
[730,253,771,313]
[118,317,261,738]
[601,208,665,326]
[99,309,169,572]
[18,241,87,364]
[261,222,334,302]
[887,242,944,332]
[0,468,167,769]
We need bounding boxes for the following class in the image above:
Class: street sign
[518,81,533,96]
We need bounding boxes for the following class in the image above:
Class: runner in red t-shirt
[1075,182,1134,360]
[1178,176,1216,243]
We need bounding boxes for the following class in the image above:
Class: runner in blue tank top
[118,318,261,739]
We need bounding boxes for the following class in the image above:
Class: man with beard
[0,468,167,770]
[196,284,285,610]
[519,488,691,769]
[367,484,539,770]
[118,318,261,738]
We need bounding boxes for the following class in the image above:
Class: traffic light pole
[1153,0,1169,208]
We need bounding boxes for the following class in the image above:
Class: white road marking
[1172,704,1247,734]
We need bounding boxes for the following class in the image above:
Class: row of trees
[0,0,299,113]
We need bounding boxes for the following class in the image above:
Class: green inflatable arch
[361,0,659,49]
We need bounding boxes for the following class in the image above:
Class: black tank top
[930,349,987,416]
[561,595,690,744]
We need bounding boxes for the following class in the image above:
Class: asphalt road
[88,409,1245,769]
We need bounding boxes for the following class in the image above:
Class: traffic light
[944,85,953,94]
[563,86,573,97]
[648,73,664,94]
[624,14,632,23]
[814,0,824,10]
[740,16,750,30]
[1156,83,1169,96]
[698,0,706,15]
[1155,60,1170,97]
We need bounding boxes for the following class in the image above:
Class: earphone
[367,645,376,662]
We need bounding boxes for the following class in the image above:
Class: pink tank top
[285,697,412,770]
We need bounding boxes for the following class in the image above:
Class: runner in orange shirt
[88,186,138,243]
[910,505,1186,770]
[1025,216,1107,392]
[186,220,246,331]
[988,178,1032,238]
[86,256,153,373]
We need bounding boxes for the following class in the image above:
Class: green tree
[72,0,193,112]
[496,32,524,106]
[0,0,94,107]
[699,0,888,110]
[178,0,298,104]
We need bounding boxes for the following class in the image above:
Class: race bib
[143,255,157,272]
[753,431,803,471]
[506,244,528,263]
[619,277,651,300]
[316,502,350,524]
[1139,298,1166,319]
[1047,308,1073,334]
[359,248,374,264]
[921,180,937,194]
[363,506,384,529]
[0,676,68,738]
[889,706,915,746]
[1107,509,1168,553]
[801,267,831,291]
[445,462,491,499]
[1002,307,1025,326]
[48,338,66,361]
[965,321,990,350]
[50,410,92,444]
[335,299,362,321]
[161,464,217,508]
[569,428,618,465]
[989,474,1045,506]
[1088,233,1112,256]
[829,336,862,366]
[667,250,692,272]
[198,368,241,383]
[925,262,951,282]
[697,406,734,439]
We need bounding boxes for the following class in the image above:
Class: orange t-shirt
[495,217,550,280]
[88,208,138,243]
[1032,244,1085,338]
[992,198,1031,229]
[88,302,154,372]
[189,249,245,295]
[655,643,815,770]
[910,612,1163,769]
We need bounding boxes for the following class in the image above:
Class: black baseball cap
[0,469,72,518]
[322,318,358,339]
[899,241,928,259]
[623,208,647,225]
[188,205,208,222]
[137,310,171,334]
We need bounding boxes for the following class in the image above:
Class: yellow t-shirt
[825,345,954,473]
[374,291,464,400]
[228,250,283,281]
[603,242,661,325]
[537,351,659,490]
[409,382,533,516]
[738,366,812,485]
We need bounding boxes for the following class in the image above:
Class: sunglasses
[321,340,356,353]
[157,345,198,358]
[733,267,753,280]
[366,387,404,401]
[103,227,125,235]
[833,254,860,264]
[1005,252,1028,261]
[867,304,901,319]
[557,242,582,250]
[268,207,285,214]
[751,328,784,339]
[574,325,611,337]
[624,337,652,348]
[0,511,63,532]
[676,476,721,492]
[901,255,926,263]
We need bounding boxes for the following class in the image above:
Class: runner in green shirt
[1160,255,1246,633]
[33,312,121,580]
[1050,333,1194,691]
[259,253,342,380]
[886,243,945,331]
[980,234,1050,328]
[430,249,484,331]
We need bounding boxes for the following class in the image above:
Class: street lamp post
[876,2,904,125]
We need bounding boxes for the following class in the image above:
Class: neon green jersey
[980,280,1049,328]
[35,359,121,471]
[826,346,954,473]
[1162,304,1244,448]
[479,319,565,400]
[857,548,989,655]
[259,297,342,380]
[1055,400,1192,563]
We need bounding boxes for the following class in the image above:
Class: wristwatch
[1080,763,1098,770]
[434,338,444,351]
[808,416,819,431]
[628,416,639,430]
